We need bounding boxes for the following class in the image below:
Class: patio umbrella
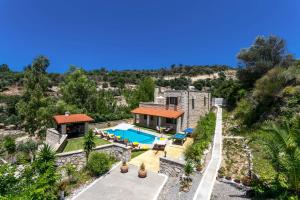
[183,128,194,134]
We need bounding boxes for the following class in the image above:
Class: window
[166,118,176,124]
[192,99,195,109]
[204,97,207,106]
[144,115,147,120]
[167,97,178,105]
[150,116,154,120]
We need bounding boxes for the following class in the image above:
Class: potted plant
[138,163,147,178]
[196,163,203,172]
[120,160,129,173]
[180,162,193,192]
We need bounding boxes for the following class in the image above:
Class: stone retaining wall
[55,143,131,170]
[159,157,185,177]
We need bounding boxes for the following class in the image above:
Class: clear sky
[0,0,299,73]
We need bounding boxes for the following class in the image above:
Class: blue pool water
[106,128,156,144]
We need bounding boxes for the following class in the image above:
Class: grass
[63,137,110,152]
[131,149,148,159]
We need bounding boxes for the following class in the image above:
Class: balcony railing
[139,102,182,111]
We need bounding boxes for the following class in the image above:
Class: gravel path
[158,171,203,200]
[158,139,213,200]
[211,181,250,200]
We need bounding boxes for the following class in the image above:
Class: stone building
[131,87,211,133]
[46,113,94,151]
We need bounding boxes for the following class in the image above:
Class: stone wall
[55,143,131,170]
[159,157,185,177]
[45,128,68,152]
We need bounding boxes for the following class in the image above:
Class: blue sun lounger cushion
[173,133,187,140]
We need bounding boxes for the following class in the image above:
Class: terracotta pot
[182,186,190,192]
[196,165,203,172]
[138,169,147,178]
[120,165,128,173]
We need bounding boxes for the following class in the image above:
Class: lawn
[63,137,110,152]
[131,149,148,159]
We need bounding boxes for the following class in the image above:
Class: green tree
[18,139,38,163]
[83,129,96,162]
[16,56,52,137]
[127,77,155,108]
[0,64,10,72]
[60,68,97,111]
[237,35,293,88]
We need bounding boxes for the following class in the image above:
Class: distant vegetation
[220,36,299,198]
[0,60,234,135]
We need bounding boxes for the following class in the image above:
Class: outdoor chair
[172,133,187,145]
[164,127,173,133]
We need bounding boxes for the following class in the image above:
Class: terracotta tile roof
[131,107,183,119]
[53,114,94,124]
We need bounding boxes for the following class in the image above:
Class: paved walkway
[73,164,167,200]
[129,138,193,172]
[193,106,223,200]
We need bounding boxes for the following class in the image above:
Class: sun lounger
[153,138,167,150]
[123,138,129,146]
[132,142,140,149]
[114,135,123,143]
[172,133,187,145]
[99,130,108,138]
[107,133,114,140]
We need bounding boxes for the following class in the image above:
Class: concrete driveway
[73,164,168,200]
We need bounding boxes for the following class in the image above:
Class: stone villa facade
[132,87,211,132]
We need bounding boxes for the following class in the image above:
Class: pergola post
[176,117,181,133]
[158,116,161,127]
[147,115,150,127]
[61,124,66,134]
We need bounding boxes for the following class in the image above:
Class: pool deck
[100,125,192,172]
[129,138,193,172]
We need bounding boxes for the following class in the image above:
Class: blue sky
[0,0,299,73]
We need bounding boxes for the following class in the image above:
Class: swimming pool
[106,128,157,144]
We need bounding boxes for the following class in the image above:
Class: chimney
[65,111,70,116]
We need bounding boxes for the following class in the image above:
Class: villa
[132,87,211,133]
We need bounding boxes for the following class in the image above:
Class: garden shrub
[16,152,30,164]
[87,152,113,176]
[185,112,216,164]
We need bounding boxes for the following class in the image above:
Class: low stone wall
[55,143,131,170]
[159,157,185,177]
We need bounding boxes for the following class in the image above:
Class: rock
[5,125,16,130]
[0,123,5,129]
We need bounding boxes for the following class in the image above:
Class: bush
[87,152,113,176]
[185,112,216,164]
[16,152,30,164]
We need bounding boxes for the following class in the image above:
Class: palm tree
[83,129,96,162]
[254,120,300,193]
[38,144,55,163]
